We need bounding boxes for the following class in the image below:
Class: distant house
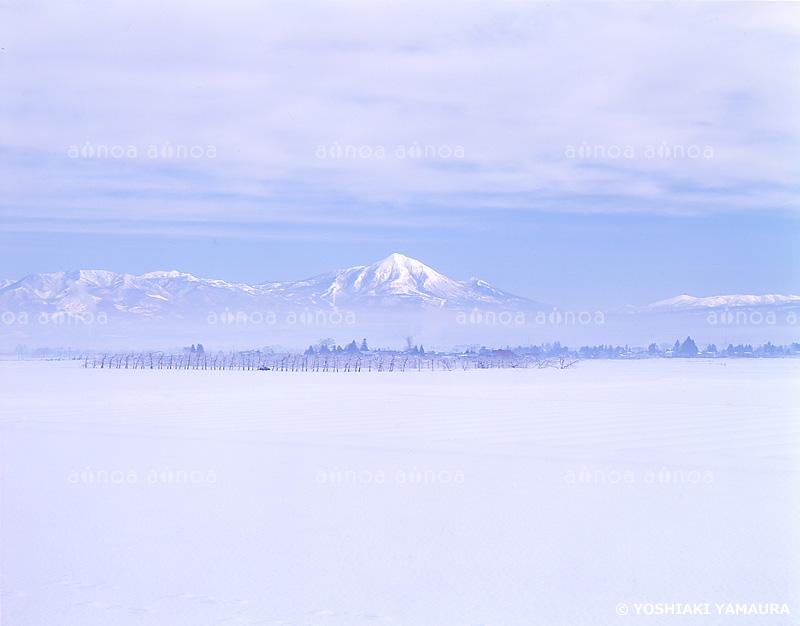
[491,349,517,358]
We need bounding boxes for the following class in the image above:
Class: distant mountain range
[627,294,800,314]
[0,253,542,320]
[1,254,797,349]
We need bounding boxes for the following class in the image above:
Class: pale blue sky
[1,0,799,309]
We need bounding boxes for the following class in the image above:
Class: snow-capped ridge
[630,293,800,313]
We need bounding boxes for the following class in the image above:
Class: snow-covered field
[2,359,799,625]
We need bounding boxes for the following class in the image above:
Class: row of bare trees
[83,351,580,372]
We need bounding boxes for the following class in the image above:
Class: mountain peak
[323,253,453,304]
[383,252,409,263]
[140,270,199,281]
[371,253,435,277]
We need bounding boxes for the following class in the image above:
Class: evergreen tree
[679,336,698,357]
[360,338,368,352]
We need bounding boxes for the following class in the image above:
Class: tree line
[81,350,579,372]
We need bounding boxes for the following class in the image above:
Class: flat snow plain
[1,359,799,625]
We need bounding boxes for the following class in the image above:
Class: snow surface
[1,359,799,625]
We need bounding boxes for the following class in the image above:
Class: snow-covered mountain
[0,268,264,319]
[259,253,535,308]
[0,253,540,320]
[629,294,800,314]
